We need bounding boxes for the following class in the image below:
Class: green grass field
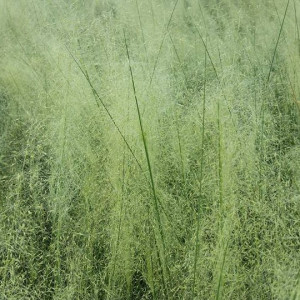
[0,0,300,299]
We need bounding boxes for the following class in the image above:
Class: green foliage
[0,0,299,299]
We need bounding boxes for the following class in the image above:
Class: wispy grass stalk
[108,149,127,295]
[294,0,300,56]
[65,46,145,175]
[135,0,149,64]
[217,89,223,211]
[123,30,169,298]
[192,20,225,211]
[267,0,290,83]
[169,34,189,88]
[260,0,290,200]
[175,114,185,183]
[193,23,236,133]
[191,44,207,299]
[53,109,67,289]
[149,0,179,87]
[215,239,229,300]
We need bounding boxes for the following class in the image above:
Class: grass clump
[0,0,300,299]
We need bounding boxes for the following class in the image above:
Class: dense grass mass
[0,0,300,299]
